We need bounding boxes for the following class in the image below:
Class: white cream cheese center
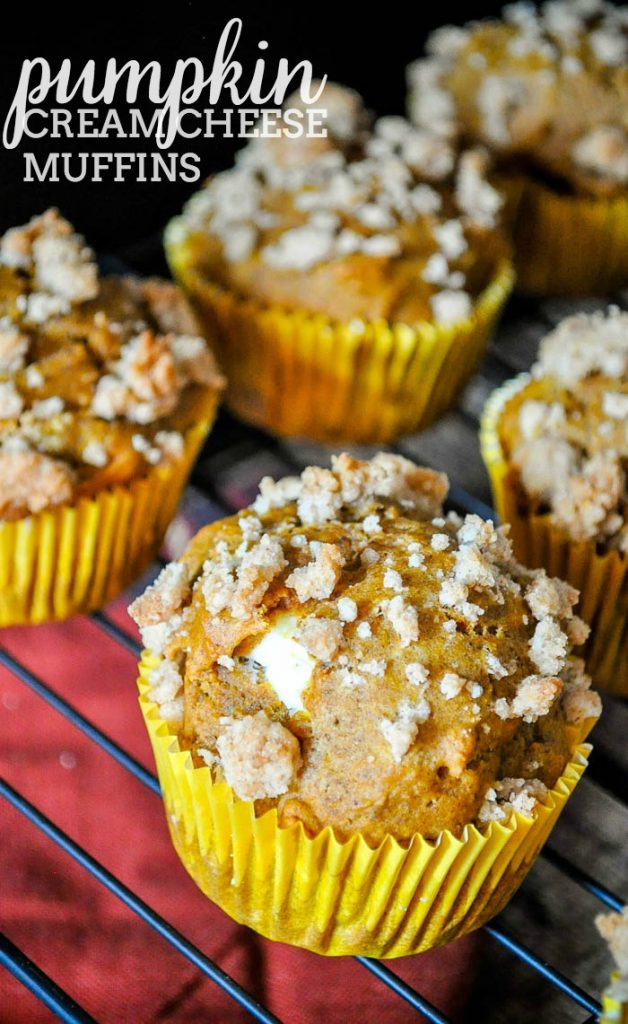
[248,614,316,713]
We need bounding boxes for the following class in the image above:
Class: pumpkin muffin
[408,1,628,294]
[481,307,627,692]
[166,83,513,443]
[0,209,224,623]
[132,452,598,955]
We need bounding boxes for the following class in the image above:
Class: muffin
[407,1,628,294]
[0,209,224,624]
[166,83,514,443]
[597,907,628,1023]
[131,451,599,956]
[481,307,627,692]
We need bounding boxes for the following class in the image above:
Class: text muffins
[408,1,628,295]
[131,452,599,957]
[0,209,224,625]
[166,83,513,444]
[481,307,627,693]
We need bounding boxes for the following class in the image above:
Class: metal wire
[0,646,158,795]
[542,847,624,913]
[356,959,450,1024]
[1,612,615,1021]
[90,610,143,656]
[485,924,601,1016]
[0,779,282,1024]
[1,410,623,1023]
[0,933,97,1024]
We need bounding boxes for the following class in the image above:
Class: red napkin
[0,602,478,1022]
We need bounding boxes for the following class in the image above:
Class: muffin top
[130,452,599,847]
[0,210,224,522]
[597,907,628,1004]
[408,0,628,196]
[169,83,509,326]
[498,307,628,551]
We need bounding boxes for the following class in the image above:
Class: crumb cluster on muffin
[170,82,509,326]
[597,906,628,1007]
[0,209,224,522]
[408,0,628,197]
[498,308,628,551]
[130,452,599,847]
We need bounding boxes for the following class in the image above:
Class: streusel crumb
[500,307,627,551]
[0,211,223,520]
[131,452,600,846]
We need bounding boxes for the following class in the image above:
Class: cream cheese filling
[248,614,316,713]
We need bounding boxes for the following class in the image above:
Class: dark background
[0,1,514,261]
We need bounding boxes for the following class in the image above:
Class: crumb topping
[572,125,628,183]
[0,450,75,519]
[409,2,628,194]
[535,308,628,385]
[503,308,627,550]
[0,211,223,521]
[91,328,219,424]
[478,778,549,824]
[131,451,600,845]
[297,616,344,660]
[0,209,97,303]
[596,906,628,1002]
[179,82,506,324]
[147,658,185,726]
[385,595,420,646]
[439,672,468,699]
[286,542,345,602]
[495,674,563,722]
[255,452,448,522]
[380,698,431,762]
[216,711,301,801]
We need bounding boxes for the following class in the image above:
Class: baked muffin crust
[130,453,600,846]
[171,83,509,326]
[597,906,628,1004]
[499,307,628,550]
[0,210,224,521]
[408,1,628,197]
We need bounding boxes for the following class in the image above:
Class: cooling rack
[1,281,626,1023]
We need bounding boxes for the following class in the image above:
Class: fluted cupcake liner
[0,410,217,626]
[165,221,514,445]
[598,974,626,1024]
[498,172,628,297]
[138,650,593,958]
[480,375,627,695]
[601,974,628,1023]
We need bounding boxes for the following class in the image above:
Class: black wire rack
[1,285,626,1023]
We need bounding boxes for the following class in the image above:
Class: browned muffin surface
[130,453,600,846]
[0,210,224,520]
[171,83,509,326]
[408,2,628,197]
[499,308,628,550]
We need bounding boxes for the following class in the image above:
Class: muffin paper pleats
[600,973,628,1024]
[0,408,217,626]
[481,375,627,695]
[138,651,593,958]
[499,174,628,297]
[166,221,514,445]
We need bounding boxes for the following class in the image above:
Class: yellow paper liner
[601,974,628,1023]
[480,375,627,695]
[165,221,514,444]
[0,405,218,626]
[498,172,628,297]
[138,650,593,958]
